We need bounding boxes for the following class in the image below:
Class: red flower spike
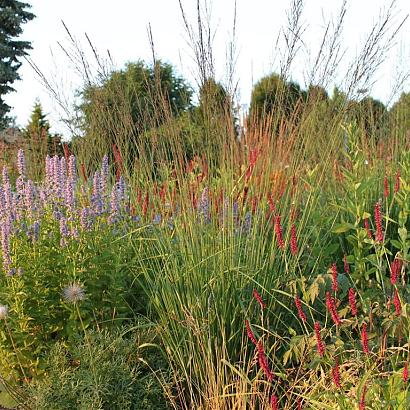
[391,258,402,286]
[384,175,389,198]
[359,385,367,410]
[270,395,278,410]
[253,289,267,310]
[348,288,358,316]
[257,342,274,381]
[331,263,338,292]
[245,320,257,345]
[274,215,284,250]
[364,218,372,239]
[374,202,383,243]
[297,399,302,410]
[403,362,408,383]
[361,323,369,354]
[290,224,298,256]
[295,295,307,323]
[331,358,341,389]
[343,254,350,274]
[394,288,401,316]
[394,170,401,193]
[326,292,342,326]
[314,322,325,357]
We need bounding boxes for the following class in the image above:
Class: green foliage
[0,0,35,129]
[22,327,169,410]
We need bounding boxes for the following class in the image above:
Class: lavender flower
[92,171,103,215]
[59,216,69,247]
[63,283,85,303]
[101,155,109,195]
[1,217,12,275]
[68,155,76,182]
[64,179,75,212]
[80,207,93,231]
[24,180,35,218]
[32,220,40,242]
[53,156,62,198]
[198,187,210,223]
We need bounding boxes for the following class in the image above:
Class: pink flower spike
[270,395,278,410]
[331,263,338,292]
[245,320,257,345]
[403,362,408,383]
[253,289,267,310]
[295,294,307,323]
[314,322,325,357]
[361,322,369,354]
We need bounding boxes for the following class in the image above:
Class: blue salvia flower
[101,155,109,196]
[198,187,210,223]
[91,171,103,215]
[1,217,12,275]
[59,216,69,247]
[17,149,25,177]
[80,207,92,231]
[32,220,40,242]
[68,155,76,182]
[24,180,35,218]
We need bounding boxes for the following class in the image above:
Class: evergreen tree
[0,0,35,129]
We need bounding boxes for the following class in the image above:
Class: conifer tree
[0,0,35,129]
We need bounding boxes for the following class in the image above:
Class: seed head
[63,283,85,304]
[0,304,8,320]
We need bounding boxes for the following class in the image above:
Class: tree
[0,0,35,129]
[389,92,410,139]
[77,60,193,169]
[23,100,63,177]
[249,73,306,122]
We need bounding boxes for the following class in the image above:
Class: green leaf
[332,223,354,234]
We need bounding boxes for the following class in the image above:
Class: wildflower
[63,283,85,304]
[361,322,369,354]
[383,175,389,198]
[17,149,25,176]
[257,341,273,381]
[348,288,357,316]
[374,202,383,243]
[198,187,210,223]
[314,322,325,357]
[101,155,109,195]
[270,394,278,410]
[253,289,267,309]
[394,170,400,193]
[331,263,338,292]
[0,304,8,320]
[295,294,307,323]
[393,288,401,316]
[92,171,103,215]
[359,385,366,410]
[245,319,257,345]
[68,155,77,182]
[297,399,302,410]
[390,258,402,286]
[326,292,341,326]
[343,254,350,274]
[403,362,408,383]
[274,215,284,250]
[331,358,341,388]
[364,218,372,239]
[290,223,298,256]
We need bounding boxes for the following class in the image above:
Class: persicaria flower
[403,362,408,383]
[359,385,366,410]
[0,304,8,320]
[297,399,302,410]
[253,289,267,309]
[394,170,400,193]
[295,294,307,322]
[257,341,273,381]
[314,322,325,357]
[331,358,341,388]
[348,288,357,316]
[383,175,389,198]
[326,292,341,326]
[374,201,383,243]
[63,283,85,304]
[270,395,278,410]
[391,258,402,286]
[290,223,298,256]
[274,215,284,250]
[245,319,257,345]
[343,254,350,274]
[331,263,338,292]
[393,288,401,316]
[361,322,369,354]
[364,218,372,239]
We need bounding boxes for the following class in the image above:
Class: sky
[4,0,410,136]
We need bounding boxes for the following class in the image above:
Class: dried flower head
[0,304,8,320]
[63,283,85,304]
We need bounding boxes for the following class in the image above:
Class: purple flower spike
[17,149,25,176]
